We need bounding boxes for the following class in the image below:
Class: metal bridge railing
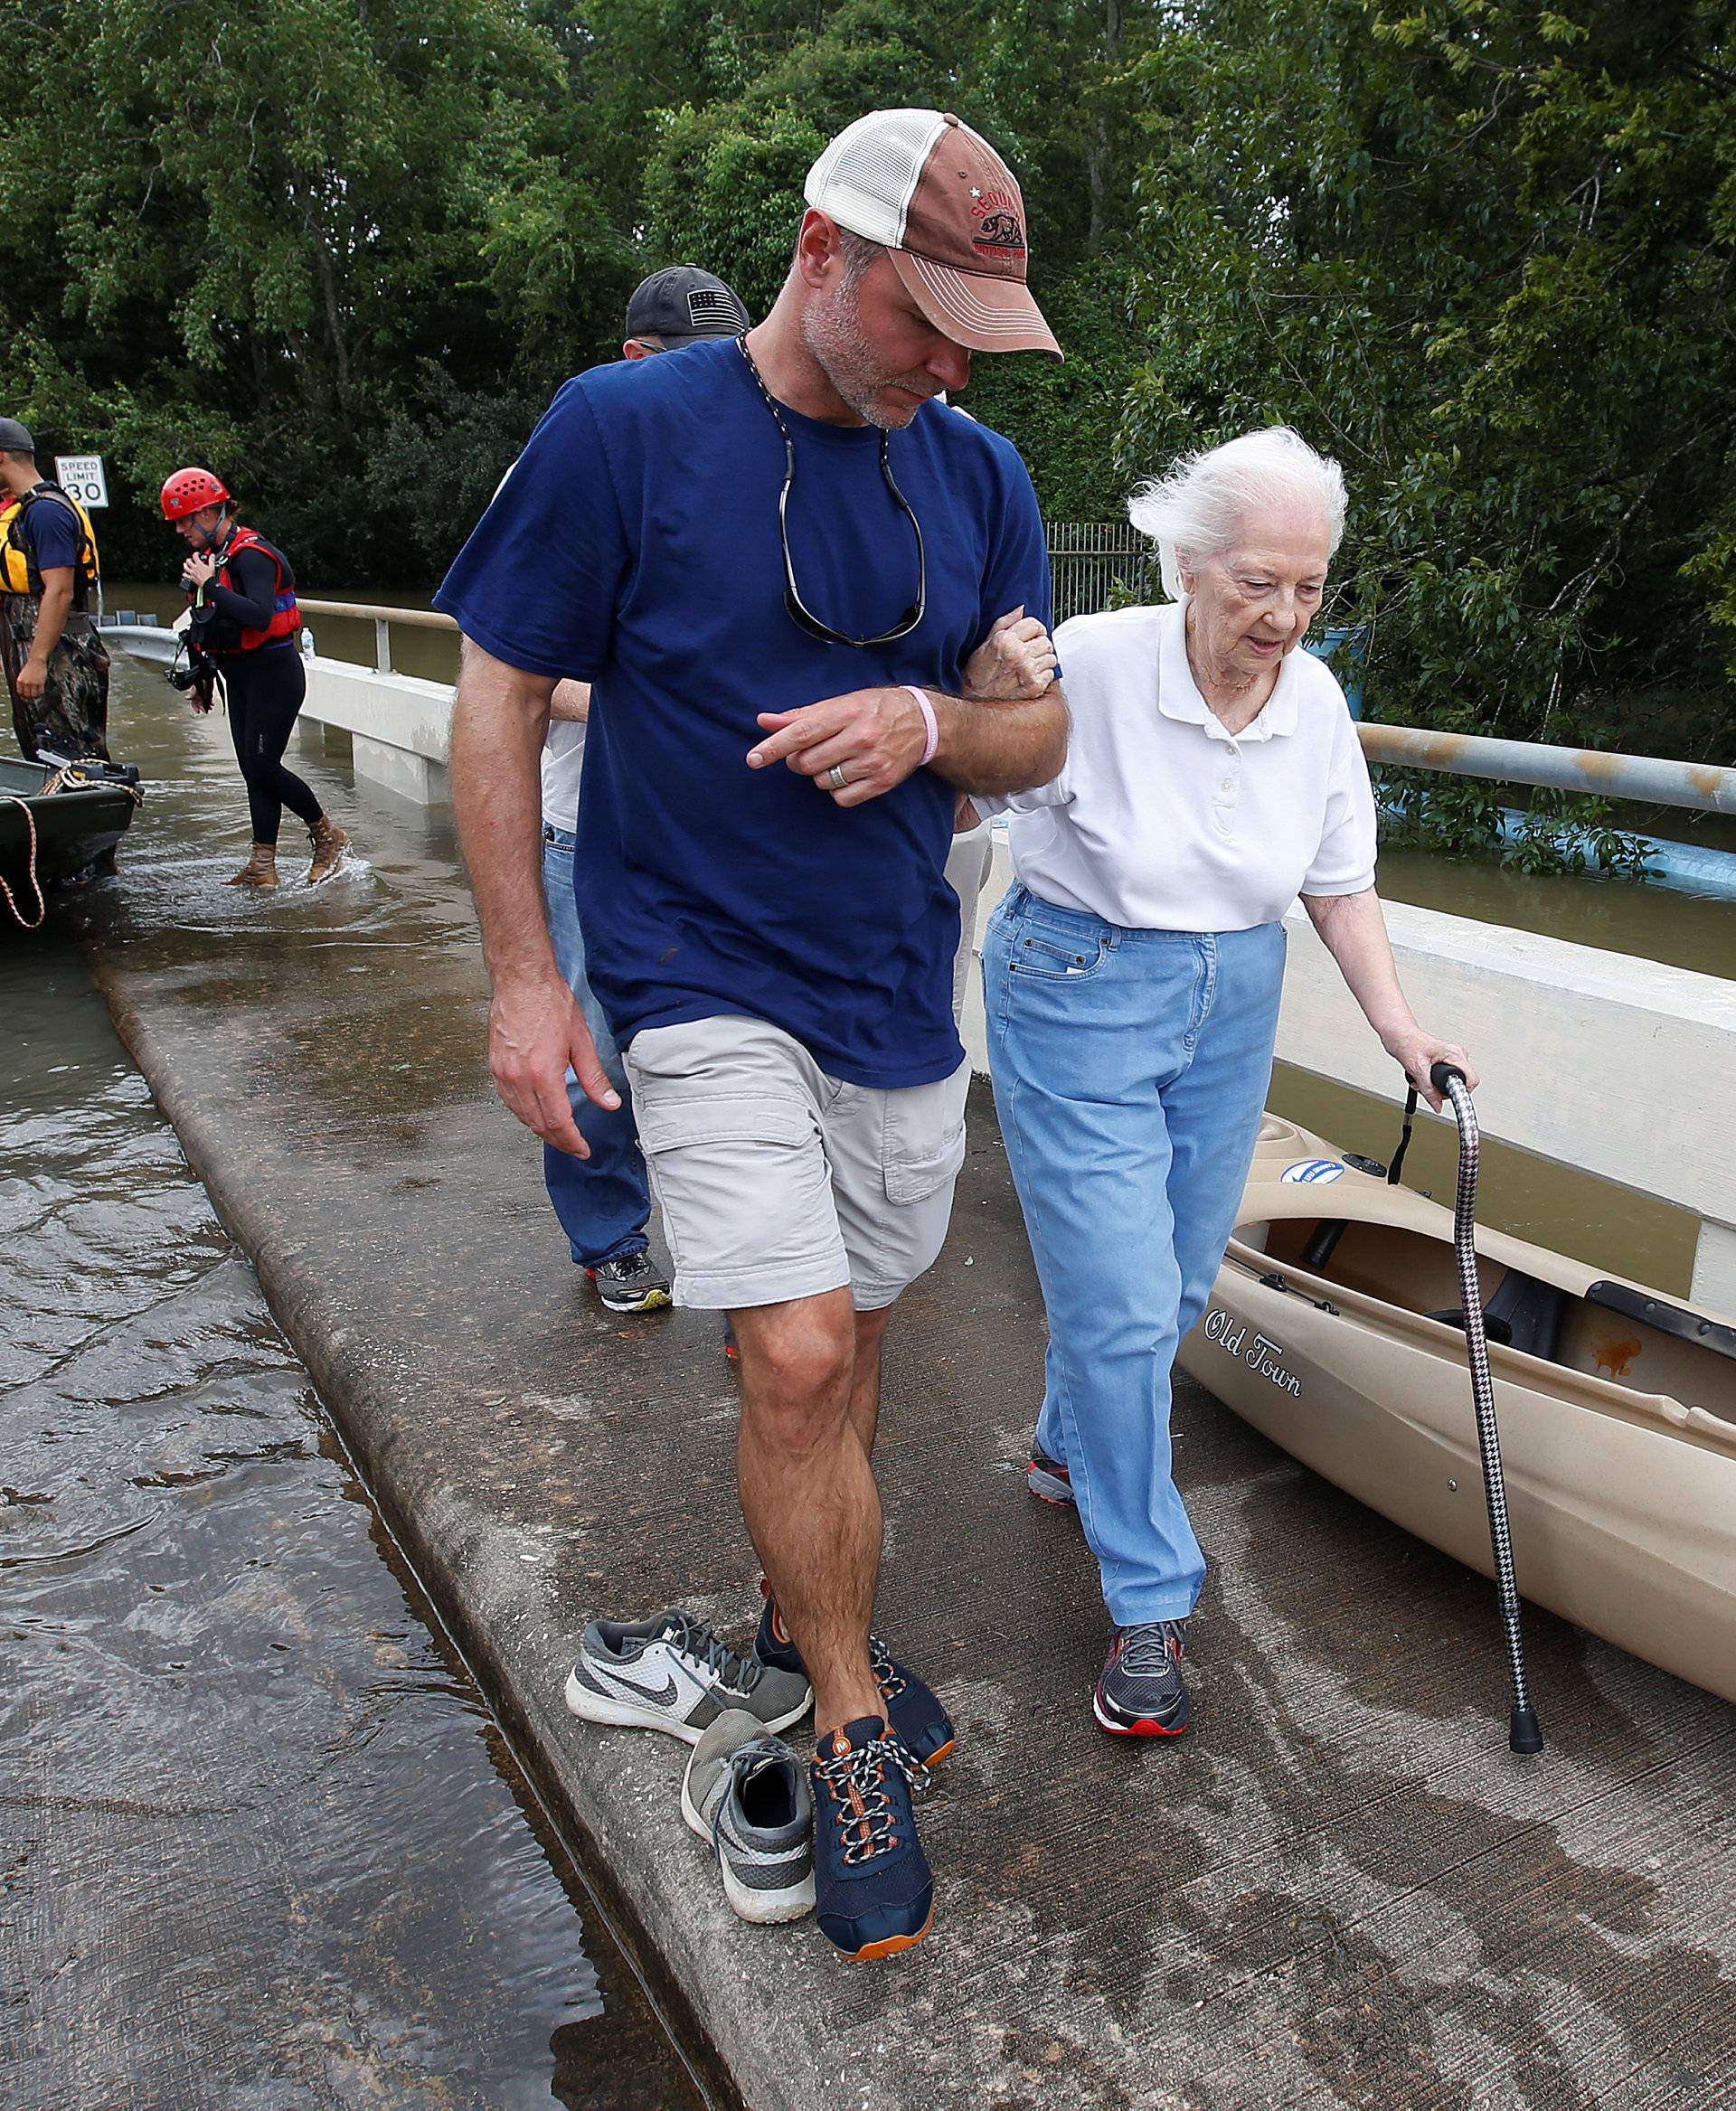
[1361,725,1735,817]
[1045,520,1149,624]
[295,585,1733,820]
[298,598,457,676]
[310,531,1155,667]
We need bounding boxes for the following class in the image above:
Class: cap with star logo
[804,108,1061,361]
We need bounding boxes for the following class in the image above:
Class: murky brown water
[1377,843,1733,981]
[1,669,707,2106]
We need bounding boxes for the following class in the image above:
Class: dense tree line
[2,0,1731,769]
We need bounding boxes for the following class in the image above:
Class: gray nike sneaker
[680,1710,816,1925]
[564,1608,811,1745]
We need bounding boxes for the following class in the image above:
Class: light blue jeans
[983,884,1286,1626]
[542,826,652,1268]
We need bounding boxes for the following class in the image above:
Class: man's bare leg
[847,1305,889,1456]
[734,1288,882,1734]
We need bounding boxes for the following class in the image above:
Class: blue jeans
[542,827,652,1268]
[983,885,1286,1626]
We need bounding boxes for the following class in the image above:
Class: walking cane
[1431,1060,1544,1756]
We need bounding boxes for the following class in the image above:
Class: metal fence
[1045,520,1150,623]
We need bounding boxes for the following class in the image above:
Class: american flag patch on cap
[687,285,745,329]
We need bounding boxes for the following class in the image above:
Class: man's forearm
[450,639,559,992]
[926,683,1068,796]
[30,570,73,662]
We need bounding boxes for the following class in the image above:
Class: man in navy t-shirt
[438,108,1067,1962]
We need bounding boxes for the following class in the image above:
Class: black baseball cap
[0,417,35,453]
[624,266,750,346]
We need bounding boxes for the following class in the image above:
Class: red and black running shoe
[1093,1619,1191,1738]
[1027,1441,1075,1507]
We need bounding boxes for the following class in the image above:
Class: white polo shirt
[986,599,1378,932]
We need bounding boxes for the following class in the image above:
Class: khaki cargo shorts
[622,1013,969,1313]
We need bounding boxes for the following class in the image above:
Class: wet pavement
[1,671,708,2105]
[14,655,1736,2109]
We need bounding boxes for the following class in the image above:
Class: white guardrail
[293,602,460,803]
[110,612,1736,1313]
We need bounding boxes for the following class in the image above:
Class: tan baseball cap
[804,109,1061,361]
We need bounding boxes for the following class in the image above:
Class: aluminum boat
[0,752,142,898]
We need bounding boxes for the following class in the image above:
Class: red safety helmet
[160,466,231,520]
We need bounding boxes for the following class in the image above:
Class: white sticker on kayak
[1281,1158,1346,1184]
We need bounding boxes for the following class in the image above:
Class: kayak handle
[1430,1061,1467,1095]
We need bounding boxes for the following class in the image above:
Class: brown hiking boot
[226,843,279,888]
[306,815,349,885]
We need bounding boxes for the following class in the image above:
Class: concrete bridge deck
[80,721,1736,2111]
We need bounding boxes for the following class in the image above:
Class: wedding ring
[826,763,850,791]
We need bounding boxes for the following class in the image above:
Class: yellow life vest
[0,483,102,606]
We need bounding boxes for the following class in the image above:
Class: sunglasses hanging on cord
[737,335,927,649]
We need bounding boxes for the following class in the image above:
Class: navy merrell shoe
[810,1718,933,1961]
[1027,1441,1075,1506]
[1093,1619,1191,1738]
[754,1590,955,1767]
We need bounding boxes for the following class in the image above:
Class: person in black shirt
[162,466,354,886]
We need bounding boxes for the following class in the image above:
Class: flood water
[2,667,707,2105]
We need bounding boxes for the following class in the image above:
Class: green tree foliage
[1117,0,1736,766]
[1,0,1731,804]
[0,0,578,575]
[0,0,1156,574]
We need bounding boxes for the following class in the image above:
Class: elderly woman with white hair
[979,426,1475,1739]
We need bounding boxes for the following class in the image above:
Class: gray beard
[799,280,919,431]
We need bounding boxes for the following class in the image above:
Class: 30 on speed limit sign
[54,455,108,508]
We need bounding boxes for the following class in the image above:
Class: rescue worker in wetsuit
[0,417,111,763]
[162,467,352,886]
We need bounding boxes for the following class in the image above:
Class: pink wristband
[905,685,939,767]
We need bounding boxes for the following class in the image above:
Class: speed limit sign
[54,455,108,508]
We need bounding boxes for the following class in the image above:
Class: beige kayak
[1178,1115,1736,1703]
